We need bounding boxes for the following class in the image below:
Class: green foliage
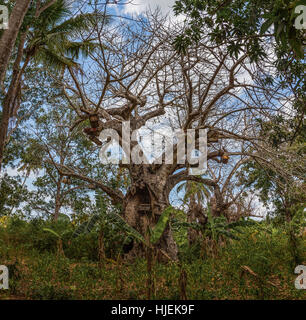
[0,0,305,301]
[290,206,306,235]
[150,206,173,244]
[72,214,100,238]
[43,227,62,239]
[177,180,212,204]
[172,206,258,243]
[173,0,305,60]
[0,215,305,300]
[72,204,177,250]
[240,159,305,222]
[23,0,102,70]
[0,174,29,216]
[18,101,102,219]
[79,210,146,245]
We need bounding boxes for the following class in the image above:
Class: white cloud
[4,167,20,177]
[123,0,175,15]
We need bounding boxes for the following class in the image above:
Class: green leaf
[150,206,172,244]
[216,229,240,240]
[108,211,145,244]
[72,214,100,238]
[57,213,70,223]
[43,228,61,239]
[227,219,258,229]
[261,18,274,34]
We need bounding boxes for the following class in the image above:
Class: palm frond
[63,41,99,59]
[34,47,78,70]
[49,13,107,35]
[38,0,71,28]
[26,1,106,70]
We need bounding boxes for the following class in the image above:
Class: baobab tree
[51,13,289,260]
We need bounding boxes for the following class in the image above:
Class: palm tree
[177,180,211,207]
[25,0,100,70]
[0,0,103,171]
[177,180,212,245]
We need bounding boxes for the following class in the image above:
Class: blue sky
[1,0,272,220]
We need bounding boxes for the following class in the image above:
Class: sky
[1,0,271,220]
[123,0,176,15]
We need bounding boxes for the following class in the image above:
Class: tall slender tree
[0,0,32,86]
[0,0,100,171]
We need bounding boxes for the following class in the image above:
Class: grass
[0,217,305,300]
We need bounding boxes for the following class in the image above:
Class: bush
[0,216,305,300]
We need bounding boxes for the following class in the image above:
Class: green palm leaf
[25,0,108,71]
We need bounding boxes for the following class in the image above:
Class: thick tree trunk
[122,182,178,261]
[0,0,31,86]
[0,71,21,172]
[187,202,207,245]
[209,186,230,219]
